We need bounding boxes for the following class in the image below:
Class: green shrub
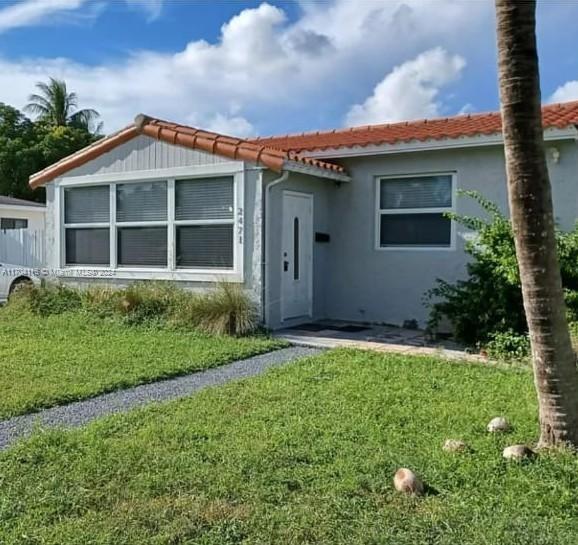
[484,330,531,362]
[426,190,578,348]
[17,284,82,316]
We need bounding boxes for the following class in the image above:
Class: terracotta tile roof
[250,101,578,153]
[29,115,346,189]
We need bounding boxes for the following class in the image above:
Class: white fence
[0,230,45,267]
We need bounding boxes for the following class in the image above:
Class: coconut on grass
[487,416,511,433]
[443,439,470,453]
[503,444,536,461]
[393,468,424,496]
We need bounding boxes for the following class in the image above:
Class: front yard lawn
[0,308,284,419]
[2,349,577,544]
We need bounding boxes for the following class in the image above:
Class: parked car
[0,263,40,303]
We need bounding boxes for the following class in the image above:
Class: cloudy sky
[0,0,577,137]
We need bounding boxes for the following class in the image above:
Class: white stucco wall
[321,140,578,327]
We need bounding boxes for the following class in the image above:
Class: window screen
[380,213,451,247]
[1,218,28,230]
[380,175,452,209]
[176,225,233,269]
[175,177,234,220]
[118,227,167,267]
[65,186,109,223]
[117,182,167,222]
[65,228,109,265]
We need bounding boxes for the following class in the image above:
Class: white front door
[281,191,313,321]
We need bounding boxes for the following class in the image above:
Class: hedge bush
[426,190,578,349]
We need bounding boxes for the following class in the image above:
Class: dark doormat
[290,323,370,333]
[334,325,370,333]
[291,323,329,332]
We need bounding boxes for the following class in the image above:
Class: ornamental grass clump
[177,282,259,336]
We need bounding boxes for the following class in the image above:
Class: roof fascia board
[301,127,578,159]
[283,160,351,182]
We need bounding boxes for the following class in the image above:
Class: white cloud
[549,81,578,103]
[125,0,163,21]
[203,114,255,138]
[345,48,466,126]
[0,0,87,32]
[0,0,164,32]
[0,0,492,135]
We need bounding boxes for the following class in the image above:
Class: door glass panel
[293,217,299,280]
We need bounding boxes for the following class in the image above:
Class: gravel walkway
[0,346,320,451]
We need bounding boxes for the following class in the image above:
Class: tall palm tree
[25,78,102,134]
[496,0,578,448]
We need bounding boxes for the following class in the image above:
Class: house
[0,196,45,232]
[29,101,578,330]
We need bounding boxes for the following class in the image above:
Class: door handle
[283,260,289,272]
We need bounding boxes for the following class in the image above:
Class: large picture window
[377,174,454,248]
[62,176,237,272]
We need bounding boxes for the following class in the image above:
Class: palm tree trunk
[496,0,578,448]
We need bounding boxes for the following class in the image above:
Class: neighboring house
[0,196,45,232]
[0,196,45,267]
[29,102,578,330]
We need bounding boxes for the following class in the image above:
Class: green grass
[2,349,577,545]
[0,307,284,419]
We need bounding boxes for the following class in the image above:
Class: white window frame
[374,171,457,252]
[56,164,244,282]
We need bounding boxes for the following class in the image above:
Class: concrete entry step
[275,320,485,363]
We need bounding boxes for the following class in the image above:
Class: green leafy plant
[16,283,82,316]
[426,190,578,348]
[484,329,531,362]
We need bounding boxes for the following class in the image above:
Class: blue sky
[0,0,577,137]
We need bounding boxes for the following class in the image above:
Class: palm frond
[25,77,101,131]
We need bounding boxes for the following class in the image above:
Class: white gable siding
[66,135,231,177]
